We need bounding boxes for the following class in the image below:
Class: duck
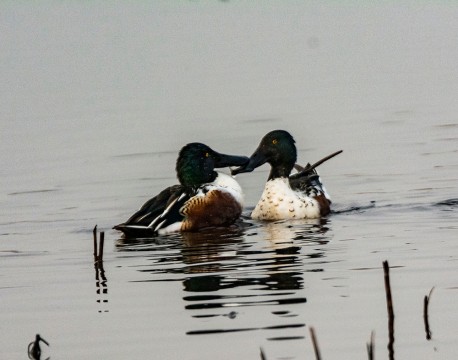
[114,143,248,237]
[231,130,342,221]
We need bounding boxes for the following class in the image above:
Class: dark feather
[289,167,332,216]
[289,168,323,195]
[148,191,190,232]
[289,150,342,200]
[113,184,188,236]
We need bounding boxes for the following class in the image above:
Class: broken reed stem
[307,150,343,172]
[93,225,98,259]
[99,231,105,261]
[93,226,104,263]
[293,150,343,175]
[309,327,322,360]
[383,260,395,360]
[260,347,267,360]
[424,287,434,340]
[366,331,375,360]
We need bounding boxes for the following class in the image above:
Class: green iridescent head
[231,130,297,180]
[176,143,248,189]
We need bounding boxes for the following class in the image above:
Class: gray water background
[1,2,457,359]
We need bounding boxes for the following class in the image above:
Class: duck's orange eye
[272,139,278,145]
[205,152,209,158]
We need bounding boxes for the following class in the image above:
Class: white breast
[196,172,244,207]
[251,178,320,220]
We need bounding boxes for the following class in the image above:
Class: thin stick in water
[99,231,105,261]
[424,287,435,340]
[366,330,375,360]
[309,327,322,360]
[383,260,395,360]
[294,150,343,174]
[260,347,267,360]
[307,150,343,172]
[93,225,98,259]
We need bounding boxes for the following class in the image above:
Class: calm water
[1,3,458,359]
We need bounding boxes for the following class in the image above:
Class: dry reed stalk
[383,261,394,360]
[309,327,322,360]
[424,287,434,340]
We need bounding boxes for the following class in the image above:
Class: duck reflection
[259,218,329,249]
[115,218,330,293]
[181,219,329,297]
[114,218,332,336]
[180,226,246,274]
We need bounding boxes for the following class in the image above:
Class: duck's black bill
[214,153,249,168]
[231,150,267,175]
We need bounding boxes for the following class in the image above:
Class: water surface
[1,3,457,359]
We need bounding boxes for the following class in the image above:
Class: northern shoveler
[114,143,249,236]
[232,130,342,221]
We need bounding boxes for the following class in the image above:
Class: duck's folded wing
[289,171,332,216]
[289,168,329,200]
[147,191,190,233]
[113,184,187,236]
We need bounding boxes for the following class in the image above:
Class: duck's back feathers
[113,185,188,236]
[124,185,184,225]
[289,168,331,216]
[114,173,245,236]
[290,167,330,197]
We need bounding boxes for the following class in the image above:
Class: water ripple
[115,220,331,339]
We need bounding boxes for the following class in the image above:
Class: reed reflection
[180,220,329,295]
[93,227,108,313]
